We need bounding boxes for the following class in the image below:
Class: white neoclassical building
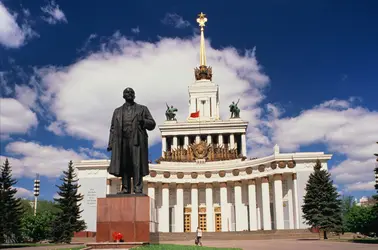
[75,13,332,234]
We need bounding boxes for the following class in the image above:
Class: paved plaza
[161,239,377,250]
[2,239,377,250]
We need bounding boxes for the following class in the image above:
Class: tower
[159,12,249,160]
[188,12,219,121]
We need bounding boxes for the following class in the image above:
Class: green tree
[51,160,86,243]
[21,211,55,242]
[302,159,343,239]
[0,158,24,243]
[20,199,62,216]
[341,195,356,232]
[344,205,375,235]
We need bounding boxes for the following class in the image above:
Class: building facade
[75,13,333,233]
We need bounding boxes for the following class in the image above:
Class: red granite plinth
[96,194,150,243]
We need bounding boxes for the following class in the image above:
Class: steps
[150,229,319,242]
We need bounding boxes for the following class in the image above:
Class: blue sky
[1,0,377,201]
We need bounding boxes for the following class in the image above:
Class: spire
[194,12,212,81]
[197,12,207,66]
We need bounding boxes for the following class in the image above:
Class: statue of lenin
[107,87,156,194]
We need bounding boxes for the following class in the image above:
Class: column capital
[148,182,155,188]
[106,179,112,185]
[162,183,169,189]
[261,177,269,183]
[248,179,256,185]
[292,173,297,180]
[191,183,198,189]
[177,183,184,189]
[220,182,227,188]
[234,181,242,186]
[273,174,283,181]
[206,183,213,188]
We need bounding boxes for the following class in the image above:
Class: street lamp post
[33,174,40,216]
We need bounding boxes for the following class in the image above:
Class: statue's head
[123,87,135,102]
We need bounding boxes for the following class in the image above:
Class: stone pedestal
[96,194,150,243]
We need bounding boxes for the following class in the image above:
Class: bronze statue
[229,99,240,118]
[165,103,178,121]
[107,87,156,194]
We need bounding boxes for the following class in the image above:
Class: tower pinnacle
[194,12,212,81]
[197,12,207,66]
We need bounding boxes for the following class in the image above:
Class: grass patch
[135,244,241,250]
[348,238,378,244]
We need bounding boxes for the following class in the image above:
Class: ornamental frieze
[245,167,253,174]
[270,161,278,169]
[287,160,296,168]
[157,140,241,163]
[176,172,184,179]
[149,170,157,177]
[278,161,286,168]
[232,169,240,176]
[258,164,265,172]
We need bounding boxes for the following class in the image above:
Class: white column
[148,183,156,232]
[207,135,212,145]
[261,177,272,230]
[161,183,170,232]
[292,174,300,229]
[212,96,217,119]
[274,174,284,229]
[234,181,243,231]
[195,135,201,143]
[248,179,257,231]
[241,133,247,156]
[191,184,199,232]
[287,174,294,229]
[184,136,189,149]
[229,134,235,149]
[206,183,214,232]
[220,182,228,232]
[162,137,167,157]
[175,184,184,232]
[172,136,178,150]
[218,134,223,147]
[191,97,196,113]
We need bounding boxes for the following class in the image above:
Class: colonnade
[139,173,300,232]
[161,133,247,157]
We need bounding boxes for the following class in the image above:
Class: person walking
[195,227,203,246]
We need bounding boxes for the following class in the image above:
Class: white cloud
[41,0,67,25]
[0,98,38,136]
[131,26,140,34]
[268,100,378,190]
[0,141,105,178]
[15,84,38,109]
[0,2,35,48]
[161,13,190,28]
[15,186,34,198]
[36,34,270,149]
[346,181,376,191]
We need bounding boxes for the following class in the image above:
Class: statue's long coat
[107,103,156,177]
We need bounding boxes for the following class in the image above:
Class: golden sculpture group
[156,140,244,163]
